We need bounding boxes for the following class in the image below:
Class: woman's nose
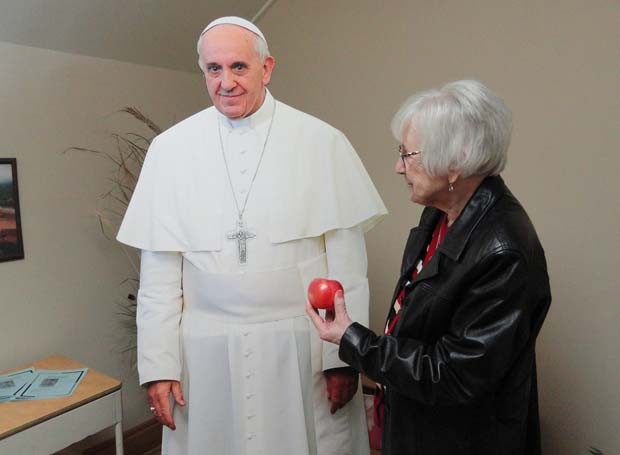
[395,157,405,175]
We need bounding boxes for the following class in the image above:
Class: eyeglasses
[398,144,421,166]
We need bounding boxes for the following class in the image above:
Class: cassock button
[240,168,248,174]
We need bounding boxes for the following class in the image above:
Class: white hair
[391,80,512,178]
[196,27,271,72]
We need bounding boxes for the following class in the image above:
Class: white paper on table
[16,368,88,400]
[0,368,35,401]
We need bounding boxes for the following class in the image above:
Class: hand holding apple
[307,278,343,311]
[306,282,353,345]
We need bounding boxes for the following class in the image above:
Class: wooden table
[0,355,123,455]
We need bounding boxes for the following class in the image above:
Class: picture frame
[0,158,24,262]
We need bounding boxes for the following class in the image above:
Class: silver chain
[218,101,277,221]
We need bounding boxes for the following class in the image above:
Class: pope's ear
[262,56,275,85]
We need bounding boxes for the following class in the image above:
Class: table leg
[114,390,124,455]
[114,420,124,455]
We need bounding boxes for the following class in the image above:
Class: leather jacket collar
[400,175,507,277]
[440,175,507,261]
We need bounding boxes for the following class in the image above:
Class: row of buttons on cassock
[243,330,259,446]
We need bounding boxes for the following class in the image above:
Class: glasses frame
[398,144,421,166]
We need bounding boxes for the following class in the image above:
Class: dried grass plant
[65,107,162,367]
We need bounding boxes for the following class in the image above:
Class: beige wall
[0,41,205,427]
[261,1,619,454]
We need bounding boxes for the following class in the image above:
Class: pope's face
[200,25,275,119]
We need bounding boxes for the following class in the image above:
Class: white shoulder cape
[117,100,387,251]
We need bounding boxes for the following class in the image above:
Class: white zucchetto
[197,16,267,54]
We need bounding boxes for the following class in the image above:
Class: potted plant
[66,107,161,366]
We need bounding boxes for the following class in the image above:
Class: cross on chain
[227,218,255,264]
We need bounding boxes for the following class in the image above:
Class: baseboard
[75,416,377,455]
[83,418,161,455]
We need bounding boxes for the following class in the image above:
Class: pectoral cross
[227,218,255,264]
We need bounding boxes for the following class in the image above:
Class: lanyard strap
[385,215,448,335]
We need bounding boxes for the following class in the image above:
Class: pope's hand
[324,367,359,414]
[306,290,353,345]
[146,380,185,430]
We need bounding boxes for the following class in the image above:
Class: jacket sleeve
[339,249,534,406]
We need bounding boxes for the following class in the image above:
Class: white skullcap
[197,16,267,53]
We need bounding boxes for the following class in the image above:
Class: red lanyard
[385,215,449,335]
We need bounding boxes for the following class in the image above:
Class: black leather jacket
[340,176,551,455]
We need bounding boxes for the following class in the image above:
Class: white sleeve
[136,250,184,385]
[322,225,370,371]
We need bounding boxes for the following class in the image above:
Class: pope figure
[118,16,386,455]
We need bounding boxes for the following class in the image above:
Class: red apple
[307,278,343,311]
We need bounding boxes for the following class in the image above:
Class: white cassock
[117,90,387,455]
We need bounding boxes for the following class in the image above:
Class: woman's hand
[306,290,353,345]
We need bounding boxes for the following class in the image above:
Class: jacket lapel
[387,176,507,332]
[384,208,442,330]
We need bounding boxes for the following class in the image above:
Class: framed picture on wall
[0,158,24,262]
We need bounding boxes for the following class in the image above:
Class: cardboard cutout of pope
[118,16,387,455]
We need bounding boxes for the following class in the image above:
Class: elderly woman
[307,80,551,455]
